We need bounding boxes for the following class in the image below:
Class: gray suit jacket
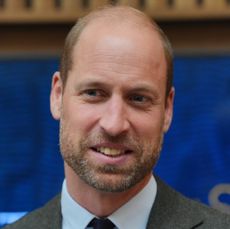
[3,177,230,229]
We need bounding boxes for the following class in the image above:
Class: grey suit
[3,177,230,229]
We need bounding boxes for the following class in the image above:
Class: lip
[89,143,133,165]
[92,143,132,152]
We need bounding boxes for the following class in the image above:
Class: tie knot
[88,217,115,229]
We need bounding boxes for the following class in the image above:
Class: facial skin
[50,19,174,216]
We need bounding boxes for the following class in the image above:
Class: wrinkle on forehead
[69,17,167,90]
[73,14,164,58]
[74,21,165,64]
[77,53,163,82]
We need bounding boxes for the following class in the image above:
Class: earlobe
[163,87,175,133]
[50,71,63,120]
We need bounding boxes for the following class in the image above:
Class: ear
[50,71,63,120]
[163,87,175,133]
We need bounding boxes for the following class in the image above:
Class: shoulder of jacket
[148,177,230,228]
[2,195,61,229]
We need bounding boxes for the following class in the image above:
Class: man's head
[50,5,174,194]
[60,5,173,97]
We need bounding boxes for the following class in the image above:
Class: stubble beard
[59,122,163,193]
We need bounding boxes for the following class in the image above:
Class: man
[4,5,230,229]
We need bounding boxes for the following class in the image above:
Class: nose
[99,95,130,136]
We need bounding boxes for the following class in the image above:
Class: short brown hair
[60,5,173,96]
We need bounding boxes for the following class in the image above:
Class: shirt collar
[61,180,94,229]
[108,175,157,229]
[61,175,157,229]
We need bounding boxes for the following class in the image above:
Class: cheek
[131,110,165,139]
[62,100,101,134]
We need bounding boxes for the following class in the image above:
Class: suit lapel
[47,195,62,229]
[38,195,62,229]
[146,177,204,229]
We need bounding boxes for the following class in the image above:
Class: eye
[129,94,149,103]
[128,94,154,109]
[84,89,100,97]
[80,89,107,102]
[130,95,147,102]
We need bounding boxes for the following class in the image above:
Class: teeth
[97,147,123,156]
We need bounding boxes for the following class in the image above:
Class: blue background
[0,56,229,226]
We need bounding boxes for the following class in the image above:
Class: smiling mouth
[91,147,132,157]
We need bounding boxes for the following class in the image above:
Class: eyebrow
[74,80,161,100]
[74,80,110,91]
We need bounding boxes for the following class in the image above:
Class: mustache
[80,131,142,151]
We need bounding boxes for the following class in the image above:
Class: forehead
[75,19,165,66]
[68,19,167,91]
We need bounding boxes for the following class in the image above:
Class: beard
[60,121,163,193]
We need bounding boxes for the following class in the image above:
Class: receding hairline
[73,5,164,46]
[72,7,166,60]
[82,5,157,28]
[60,5,173,95]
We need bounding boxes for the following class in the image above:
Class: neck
[64,164,151,217]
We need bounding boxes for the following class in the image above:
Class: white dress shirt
[61,175,157,229]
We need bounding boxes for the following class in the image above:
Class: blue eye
[85,89,98,96]
[81,89,107,103]
[131,95,146,102]
[128,94,155,110]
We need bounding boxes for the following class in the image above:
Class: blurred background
[0,0,230,227]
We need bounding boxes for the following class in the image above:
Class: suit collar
[42,195,62,229]
[146,176,204,229]
[50,177,205,229]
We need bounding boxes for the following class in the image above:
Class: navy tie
[88,217,115,229]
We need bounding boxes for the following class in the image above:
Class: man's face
[50,22,174,193]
